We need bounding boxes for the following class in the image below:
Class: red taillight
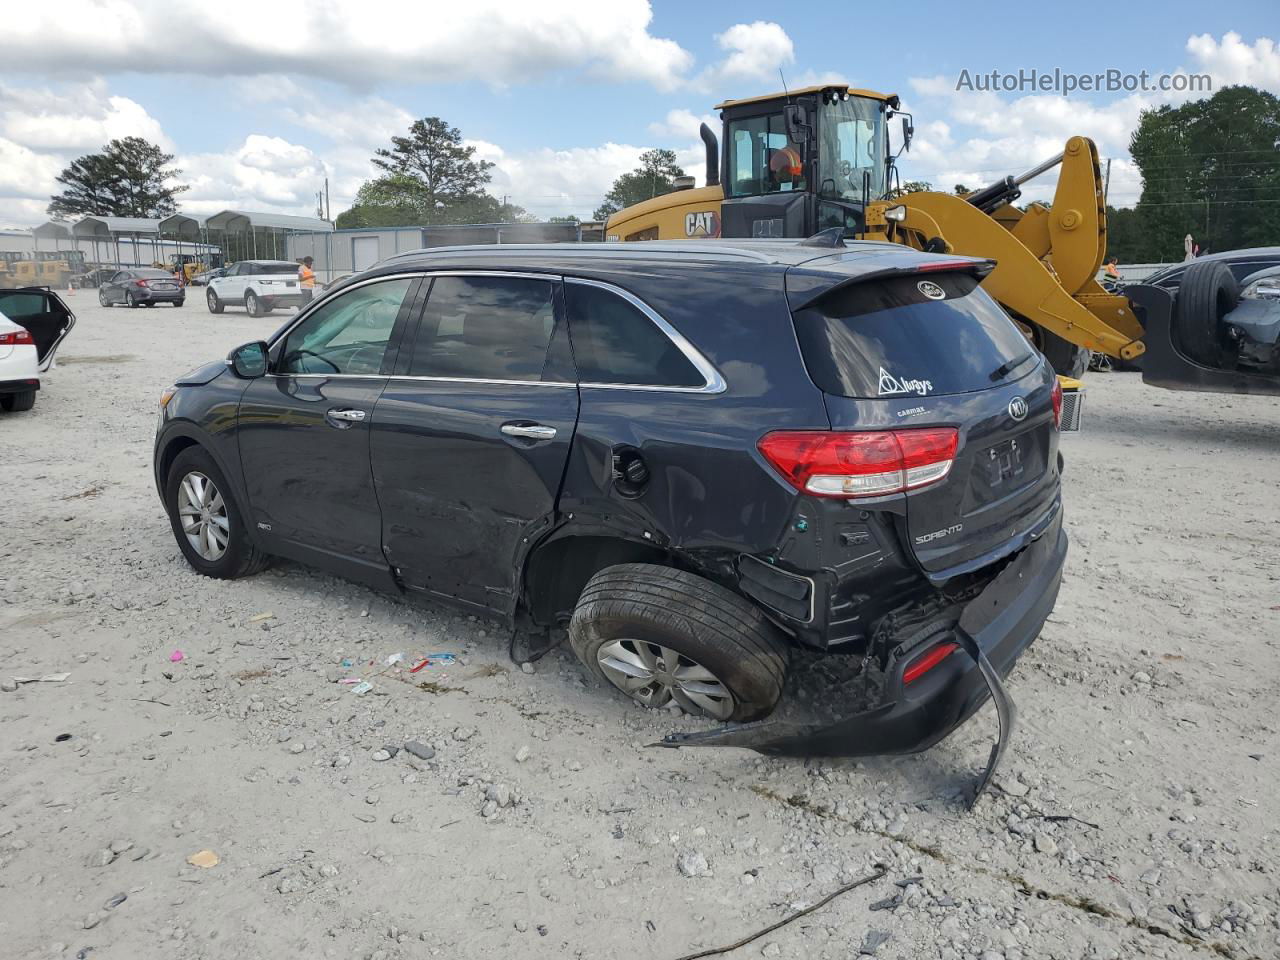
[758,427,959,498]
[903,641,959,685]
[1050,378,1063,430]
[135,279,149,287]
[0,328,34,346]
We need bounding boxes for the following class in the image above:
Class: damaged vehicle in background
[0,287,75,412]
[152,239,1069,799]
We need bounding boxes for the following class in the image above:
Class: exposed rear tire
[1174,260,1237,367]
[207,290,224,314]
[569,563,789,722]
[165,446,270,579]
[1,390,36,412]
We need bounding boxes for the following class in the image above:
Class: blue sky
[2,1,1277,226]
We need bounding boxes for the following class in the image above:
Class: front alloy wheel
[99,288,110,307]
[596,639,736,719]
[176,470,229,561]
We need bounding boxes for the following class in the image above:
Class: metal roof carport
[205,210,333,263]
[31,221,74,253]
[73,216,162,267]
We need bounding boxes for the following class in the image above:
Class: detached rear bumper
[657,516,1067,758]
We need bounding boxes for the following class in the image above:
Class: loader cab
[718,86,895,239]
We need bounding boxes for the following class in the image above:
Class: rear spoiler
[786,254,996,312]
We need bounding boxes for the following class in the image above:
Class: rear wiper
[989,353,1034,381]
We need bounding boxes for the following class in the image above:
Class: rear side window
[792,273,1037,398]
[408,275,557,382]
[565,282,704,388]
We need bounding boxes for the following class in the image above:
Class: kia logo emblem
[916,280,946,300]
[1008,397,1029,421]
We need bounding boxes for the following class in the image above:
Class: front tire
[245,291,262,318]
[569,563,789,722]
[1174,260,1237,367]
[207,289,224,314]
[1,390,36,412]
[1037,328,1089,378]
[99,289,111,307]
[165,446,270,579]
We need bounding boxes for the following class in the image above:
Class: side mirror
[783,104,808,145]
[901,116,914,152]
[227,340,269,378]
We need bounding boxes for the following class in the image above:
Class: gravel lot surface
[2,294,1279,960]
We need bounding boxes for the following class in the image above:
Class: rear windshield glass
[792,273,1038,398]
[256,263,299,275]
[135,268,173,279]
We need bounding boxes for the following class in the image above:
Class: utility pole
[1103,158,1112,203]
[325,177,331,222]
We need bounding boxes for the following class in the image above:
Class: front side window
[407,275,558,382]
[278,277,414,375]
[726,113,806,198]
[565,282,704,388]
[818,96,886,201]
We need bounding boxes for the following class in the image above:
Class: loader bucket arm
[870,137,1146,361]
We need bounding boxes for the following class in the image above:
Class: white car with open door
[205,260,304,317]
[0,287,75,413]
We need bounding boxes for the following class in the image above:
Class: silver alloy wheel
[595,639,735,720]
[176,470,229,561]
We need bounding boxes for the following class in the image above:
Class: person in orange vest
[769,145,804,191]
[298,256,316,306]
[1104,256,1121,281]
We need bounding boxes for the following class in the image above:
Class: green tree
[336,173,530,229]
[593,149,685,220]
[48,137,187,218]
[339,117,534,228]
[1126,85,1280,261]
[887,179,932,199]
[372,117,494,210]
[953,183,971,195]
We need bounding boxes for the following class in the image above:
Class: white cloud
[692,21,794,94]
[179,135,331,214]
[647,108,717,139]
[0,80,169,152]
[1186,31,1280,92]
[3,0,694,92]
[899,33,1280,208]
[285,96,414,148]
[469,139,653,219]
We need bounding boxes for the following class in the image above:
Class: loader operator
[1104,256,1121,280]
[769,145,804,191]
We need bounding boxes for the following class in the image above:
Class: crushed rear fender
[653,518,1066,807]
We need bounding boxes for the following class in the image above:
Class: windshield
[818,96,886,201]
[725,113,806,198]
[792,273,1038,398]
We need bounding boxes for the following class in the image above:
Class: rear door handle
[501,423,557,441]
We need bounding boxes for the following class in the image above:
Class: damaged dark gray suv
[153,239,1068,786]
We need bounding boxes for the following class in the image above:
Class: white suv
[206,260,304,317]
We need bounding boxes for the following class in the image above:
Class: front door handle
[501,422,557,441]
[326,407,367,425]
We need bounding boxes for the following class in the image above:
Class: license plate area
[984,437,1027,488]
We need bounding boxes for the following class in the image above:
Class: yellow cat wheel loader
[605,85,1280,398]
